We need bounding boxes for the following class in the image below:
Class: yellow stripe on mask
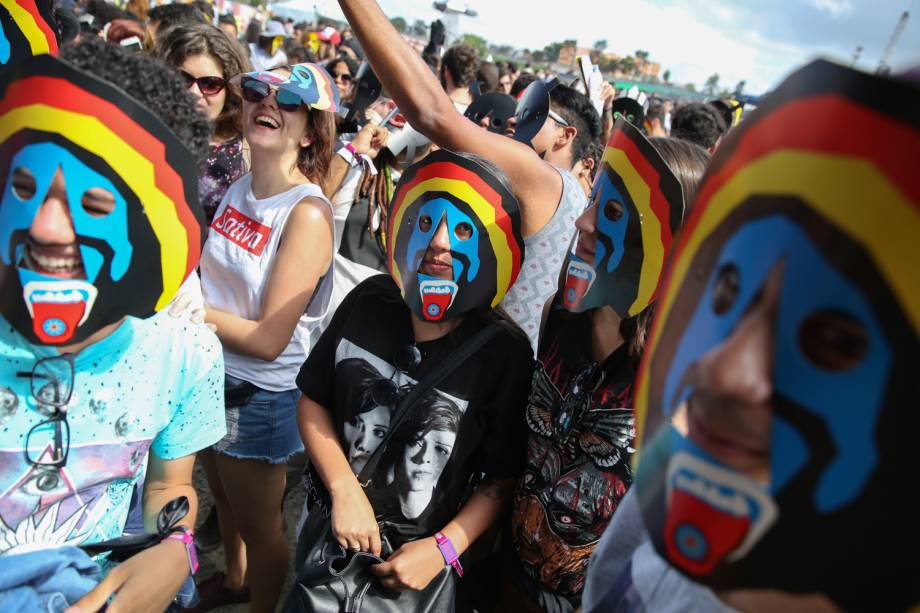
[603,146,666,316]
[2,0,52,55]
[634,150,920,462]
[0,104,190,310]
[391,177,514,306]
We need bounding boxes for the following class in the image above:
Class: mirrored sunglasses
[240,77,304,112]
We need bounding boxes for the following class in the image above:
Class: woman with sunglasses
[194,64,340,613]
[325,56,357,102]
[154,23,252,225]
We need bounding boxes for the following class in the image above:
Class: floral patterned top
[199,135,246,225]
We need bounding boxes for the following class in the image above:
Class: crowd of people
[0,0,917,612]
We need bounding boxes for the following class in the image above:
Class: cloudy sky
[362,0,920,94]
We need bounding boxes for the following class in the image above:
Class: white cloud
[809,0,857,18]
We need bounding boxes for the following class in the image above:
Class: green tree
[541,41,565,63]
[410,19,429,37]
[593,39,608,53]
[733,80,746,97]
[704,73,720,96]
[686,82,697,93]
[635,49,650,62]
[458,33,489,57]
[620,55,636,77]
[662,69,671,84]
[390,16,407,33]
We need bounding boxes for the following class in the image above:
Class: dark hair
[153,23,251,141]
[670,102,726,150]
[510,73,537,98]
[218,13,237,29]
[550,84,602,169]
[646,102,665,124]
[55,8,80,44]
[85,0,134,25]
[580,140,604,182]
[441,43,479,88]
[244,20,261,44]
[475,61,499,93]
[326,56,357,77]
[285,45,316,65]
[147,3,205,31]
[649,136,711,207]
[617,136,710,365]
[338,358,397,416]
[61,37,210,162]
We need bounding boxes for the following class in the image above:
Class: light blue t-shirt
[0,314,225,555]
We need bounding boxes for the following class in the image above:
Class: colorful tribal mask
[387,149,524,322]
[0,54,204,345]
[632,60,919,610]
[561,117,684,317]
[0,0,59,67]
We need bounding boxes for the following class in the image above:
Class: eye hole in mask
[12,168,37,201]
[712,263,741,315]
[81,188,116,218]
[798,309,869,372]
[603,198,625,223]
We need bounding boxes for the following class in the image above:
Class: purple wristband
[434,532,463,577]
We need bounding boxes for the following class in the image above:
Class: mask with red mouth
[559,117,684,317]
[386,149,523,322]
[632,60,920,610]
[0,54,204,346]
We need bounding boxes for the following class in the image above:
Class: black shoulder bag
[283,323,501,613]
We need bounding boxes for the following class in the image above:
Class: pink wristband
[163,528,199,576]
[434,532,463,577]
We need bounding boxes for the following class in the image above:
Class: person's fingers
[378,575,404,591]
[370,560,392,576]
[358,531,371,552]
[206,323,218,333]
[370,529,382,557]
[190,308,206,324]
[65,571,120,613]
[167,293,191,318]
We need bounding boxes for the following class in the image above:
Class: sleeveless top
[500,167,586,354]
[200,174,337,391]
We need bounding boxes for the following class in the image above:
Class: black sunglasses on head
[240,76,304,112]
[180,70,226,96]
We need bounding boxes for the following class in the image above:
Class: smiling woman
[194,61,341,613]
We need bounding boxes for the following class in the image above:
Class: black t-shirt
[297,274,534,541]
[511,306,636,604]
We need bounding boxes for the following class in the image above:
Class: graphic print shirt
[511,307,637,604]
[297,275,533,541]
[0,314,225,555]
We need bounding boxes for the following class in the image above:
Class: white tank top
[200,174,336,391]
[500,167,586,354]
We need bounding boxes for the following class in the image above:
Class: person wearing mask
[154,23,253,225]
[286,150,533,610]
[336,0,588,354]
[248,20,288,71]
[583,59,919,613]
[193,63,340,613]
[0,39,224,612]
[502,123,710,613]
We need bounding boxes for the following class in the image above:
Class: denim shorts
[212,374,304,464]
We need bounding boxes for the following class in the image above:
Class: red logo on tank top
[211,206,271,255]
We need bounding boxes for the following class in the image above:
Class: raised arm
[206,197,333,361]
[338,0,562,236]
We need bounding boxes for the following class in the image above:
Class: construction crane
[877,11,909,75]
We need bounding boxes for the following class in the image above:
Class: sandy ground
[192,457,307,613]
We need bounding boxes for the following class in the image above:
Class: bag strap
[356,321,501,486]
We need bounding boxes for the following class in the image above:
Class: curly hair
[441,43,479,88]
[670,102,727,150]
[61,37,210,163]
[153,23,252,141]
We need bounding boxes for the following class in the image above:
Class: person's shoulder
[132,313,222,371]
[354,274,399,299]
[480,317,534,368]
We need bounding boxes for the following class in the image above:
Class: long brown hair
[153,23,251,141]
[296,107,335,183]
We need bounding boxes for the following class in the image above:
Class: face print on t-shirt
[335,339,469,520]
